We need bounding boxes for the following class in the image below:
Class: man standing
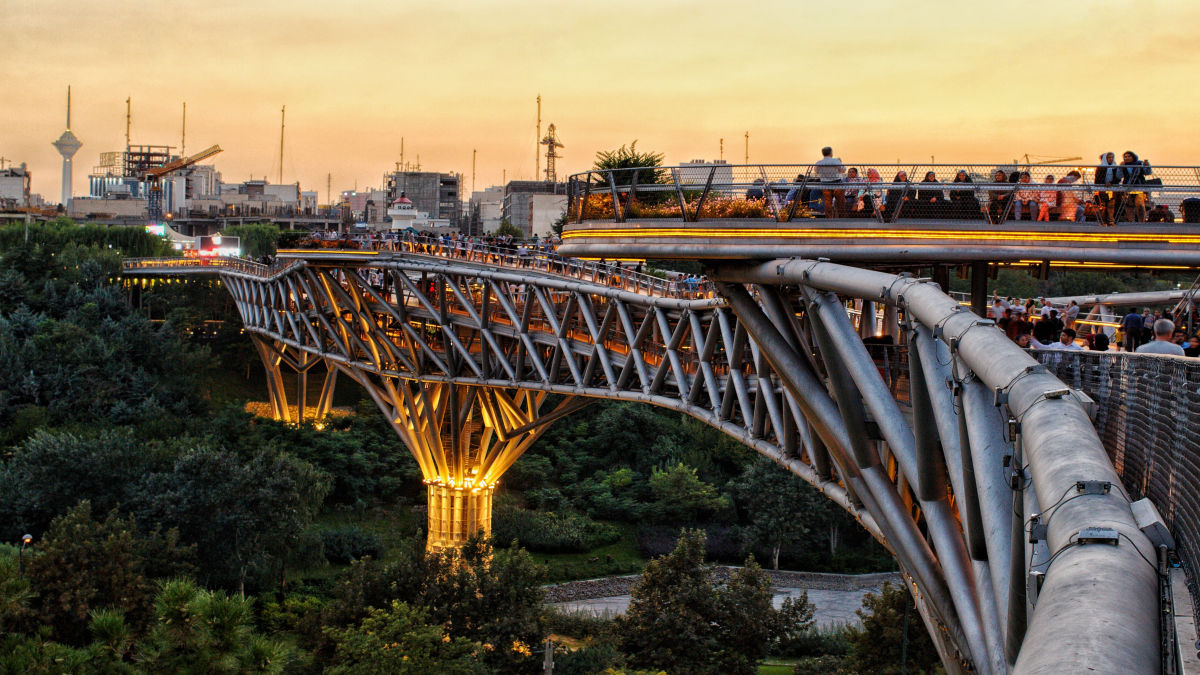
[815,147,846,218]
[1064,300,1080,330]
[1136,319,1187,356]
[1121,308,1144,352]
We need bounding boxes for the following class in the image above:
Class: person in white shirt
[1040,327,1083,351]
[1136,319,1187,356]
[815,147,846,218]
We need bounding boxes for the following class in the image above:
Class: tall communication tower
[540,123,563,183]
[51,86,82,209]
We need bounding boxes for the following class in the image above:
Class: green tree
[315,536,545,674]
[221,223,280,259]
[0,430,167,540]
[137,578,295,673]
[592,142,666,185]
[618,529,813,675]
[25,502,192,644]
[647,463,730,524]
[730,458,828,569]
[493,219,523,238]
[845,581,940,675]
[133,447,330,595]
[324,600,487,675]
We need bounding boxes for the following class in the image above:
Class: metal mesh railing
[1031,349,1200,627]
[569,162,1200,226]
[121,256,294,276]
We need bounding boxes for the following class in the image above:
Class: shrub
[774,623,852,658]
[634,525,744,563]
[321,526,384,564]
[492,506,620,553]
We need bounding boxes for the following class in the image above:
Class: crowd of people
[747,147,1187,224]
[988,293,1197,356]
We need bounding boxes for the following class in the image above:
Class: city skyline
[3,0,1198,203]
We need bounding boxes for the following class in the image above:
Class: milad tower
[51,86,82,210]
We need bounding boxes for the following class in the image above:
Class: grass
[758,659,799,674]
[526,523,647,582]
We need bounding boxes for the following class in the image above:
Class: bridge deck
[560,217,1200,268]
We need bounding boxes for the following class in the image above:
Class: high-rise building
[384,171,461,228]
[51,87,82,209]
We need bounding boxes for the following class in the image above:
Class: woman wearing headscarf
[988,169,1013,223]
[1094,152,1121,226]
[863,168,883,218]
[916,171,946,219]
[949,169,980,220]
[882,170,911,222]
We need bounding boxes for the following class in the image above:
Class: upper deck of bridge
[122,235,719,301]
[559,162,1200,269]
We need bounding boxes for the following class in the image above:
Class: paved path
[548,569,901,627]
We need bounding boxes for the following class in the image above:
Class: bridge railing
[121,256,297,277]
[375,234,718,299]
[568,162,1200,226]
[1030,348,1200,630]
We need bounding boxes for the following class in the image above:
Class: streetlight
[18,534,32,574]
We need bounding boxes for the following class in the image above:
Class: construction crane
[540,124,563,183]
[145,144,222,223]
[1018,153,1083,166]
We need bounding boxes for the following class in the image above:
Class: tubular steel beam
[713,258,1161,675]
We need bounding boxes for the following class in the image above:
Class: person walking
[1121,308,1145,352]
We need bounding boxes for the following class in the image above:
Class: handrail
[121,236,718,300]
[568,162,1200,225]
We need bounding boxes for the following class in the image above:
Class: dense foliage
[0,219,917,672]
[618,530,814,675]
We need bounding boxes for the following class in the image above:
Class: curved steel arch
[126,251,1159,674]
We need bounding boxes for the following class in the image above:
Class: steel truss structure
[126,251,1161,674]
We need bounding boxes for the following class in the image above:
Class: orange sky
[3,0,1198,203]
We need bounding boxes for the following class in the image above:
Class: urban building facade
[384,171,461,228]
[501,181,566,238]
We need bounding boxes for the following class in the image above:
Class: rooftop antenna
[181,102,186,156]
[125,97,131,149]
[536,94,542,182]
[719,138,724,161]
[472,149,477,195]
[744,131,749,164]
[327,173,331,206]
[278,105,285,184]
[400,137,405,170]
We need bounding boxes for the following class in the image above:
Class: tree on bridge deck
[592,142,666,186]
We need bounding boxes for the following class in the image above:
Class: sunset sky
[3,0,1197,203]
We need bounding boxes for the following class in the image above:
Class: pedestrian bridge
[560,162,1200,269]
[123,229,1195,674]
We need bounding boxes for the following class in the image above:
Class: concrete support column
[426,482,495,550]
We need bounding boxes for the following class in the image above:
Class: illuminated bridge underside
[126,251,1162,675]
[560,218,1200,268]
